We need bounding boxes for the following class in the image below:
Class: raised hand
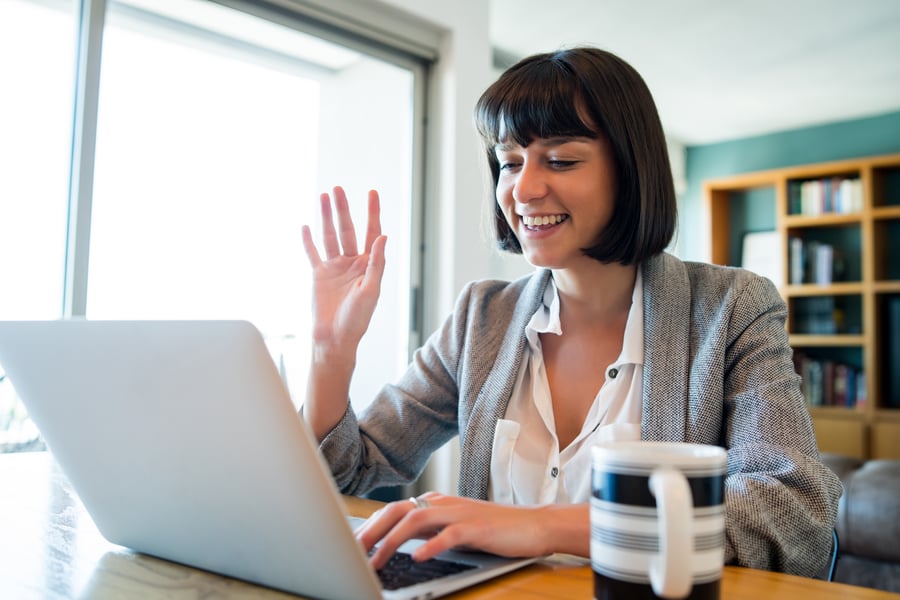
[301,186,387,354]
[301,186,387,439]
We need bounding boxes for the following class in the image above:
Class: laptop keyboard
[374,550,477,591]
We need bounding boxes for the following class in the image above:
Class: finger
[409,524,473,563]
[332,186,359,256]
[301,225,322,268]
[320,193,340,260]
[356,500,416,557]
[363,235,387,292]
[363,190,382,254]
[355,499,412,548]
[368,504,447,570]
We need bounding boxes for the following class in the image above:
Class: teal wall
[680,110,900,261]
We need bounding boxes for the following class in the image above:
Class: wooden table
[1,451,897,599]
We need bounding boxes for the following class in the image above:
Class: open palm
[301,187,386,354]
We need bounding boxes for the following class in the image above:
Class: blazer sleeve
[719,273,843,576]
[317,282,476,495]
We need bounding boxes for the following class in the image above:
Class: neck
[551,260,637,326]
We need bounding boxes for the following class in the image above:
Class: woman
[300,47,841,577]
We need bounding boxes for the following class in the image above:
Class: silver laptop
[0,319,536,600]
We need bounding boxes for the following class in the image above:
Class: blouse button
[550,467,559,478]
[608,368,619,379]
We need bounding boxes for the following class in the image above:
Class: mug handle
[648,467,693,599]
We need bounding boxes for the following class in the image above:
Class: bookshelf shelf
[704,152,900,460]
[784,283,863,297]
[873,205,900,219]
[809,407,865,418]
[784,213,862,228]
[789,334,864,347]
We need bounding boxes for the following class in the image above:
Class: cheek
[495,180,514,209]
[495,176,510,197]
[494,194,518,233]
[495,196,514,227]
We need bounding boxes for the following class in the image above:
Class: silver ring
[408,496,430,509]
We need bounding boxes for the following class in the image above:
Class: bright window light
[1,0,420,450]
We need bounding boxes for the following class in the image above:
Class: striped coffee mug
[590,441,727,600]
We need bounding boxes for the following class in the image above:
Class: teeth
[522,214,566,227]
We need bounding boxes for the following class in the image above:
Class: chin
[522,253,564,270]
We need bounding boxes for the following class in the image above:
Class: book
[833,364,848,407]
[815,243,833,285]
[888,297,900,408]
[788,181,803,215]
[790,237,805,285]
[822,361,835,406]
[855,370,867,411]
[807,360,823,406]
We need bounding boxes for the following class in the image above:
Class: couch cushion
[820,452,864,481]
[838,460,900,562]
[834,553,900,593]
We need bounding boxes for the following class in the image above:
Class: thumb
[364,235,387,289]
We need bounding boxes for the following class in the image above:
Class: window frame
[63,0,431,353]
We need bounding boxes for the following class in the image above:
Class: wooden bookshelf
[704,152,900,459]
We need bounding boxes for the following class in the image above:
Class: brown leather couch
[820,453,900,593]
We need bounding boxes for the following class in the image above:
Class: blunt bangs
[474,57,598,148]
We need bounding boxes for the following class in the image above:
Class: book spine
[815,244,833,285]
[790,237,805,285]
[888,297,900,408]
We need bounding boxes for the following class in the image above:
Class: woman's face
[494,135,617,270]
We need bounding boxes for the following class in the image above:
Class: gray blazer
[320,252,842,576]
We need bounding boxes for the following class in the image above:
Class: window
[0,0,75,451]
[0,0,74,320]
[0,0,429,450]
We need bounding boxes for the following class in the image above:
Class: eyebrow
[493,136,591,152]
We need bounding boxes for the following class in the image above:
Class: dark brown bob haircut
[474,47,676,265]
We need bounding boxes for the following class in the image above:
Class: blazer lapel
[458,269,549,498]
[641,253,691,442]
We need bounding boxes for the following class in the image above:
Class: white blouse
[488,269,644,505]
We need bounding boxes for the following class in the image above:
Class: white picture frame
[741,230,783,287]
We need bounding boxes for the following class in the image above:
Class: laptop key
[375,551,477,591]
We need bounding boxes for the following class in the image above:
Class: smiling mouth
[521,214,568,230]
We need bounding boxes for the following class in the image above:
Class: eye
[547,159,578,169]
[494,145,523,172]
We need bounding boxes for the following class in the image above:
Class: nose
[512,161,548,204]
